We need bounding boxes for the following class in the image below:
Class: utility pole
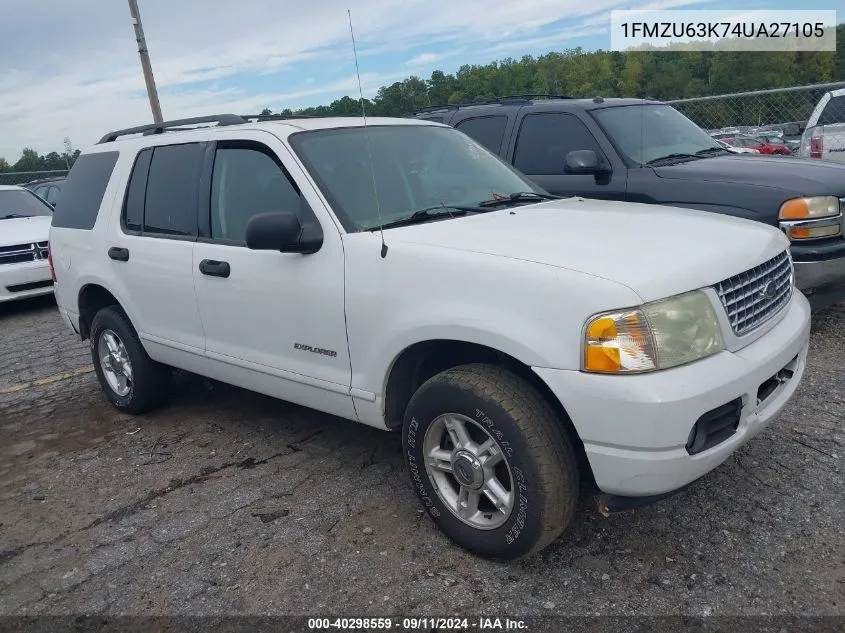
[127,0,163,123]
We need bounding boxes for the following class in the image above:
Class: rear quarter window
[455,116,508,154]
[818,95,845,126]
[51,152,119,230]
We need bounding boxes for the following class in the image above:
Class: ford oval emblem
[762,280,778,299]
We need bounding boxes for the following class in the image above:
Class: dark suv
[409,96,845,310]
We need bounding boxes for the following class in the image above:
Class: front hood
[654,155,845,195]
[0,216,52,247]
[389,198,788,303]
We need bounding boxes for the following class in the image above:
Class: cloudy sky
[0,0,835,162]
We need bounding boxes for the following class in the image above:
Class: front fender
[343,237,643,399]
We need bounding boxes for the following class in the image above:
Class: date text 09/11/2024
[307,617,528,630]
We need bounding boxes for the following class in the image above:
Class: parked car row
[37,107,819,561]
[721,135,793,155]
[709,126,802,154]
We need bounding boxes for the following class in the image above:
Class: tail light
[810,136,823,159]
[47,244,57,282]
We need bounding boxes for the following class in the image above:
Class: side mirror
[564,150,609,175]
[245,212,322,254]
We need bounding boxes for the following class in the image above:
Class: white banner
[610,10,837,52]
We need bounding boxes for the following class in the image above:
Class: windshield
[290,125,544,231]
[592,104,723,165]
[0,189,53,219]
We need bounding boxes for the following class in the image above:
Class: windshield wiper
[695,147,730,156]
[1,214,29,219]
[645,153,703,165]
[478,191,560,208]
[367,205,485,231]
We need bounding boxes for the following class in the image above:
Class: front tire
[90,306,171,414]
[402,364,579,560]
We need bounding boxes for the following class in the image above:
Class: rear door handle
[108,247,129,261]
[199,259,230,278]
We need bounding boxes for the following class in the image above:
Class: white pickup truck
[799,87,845,162]
[49,114,810,560]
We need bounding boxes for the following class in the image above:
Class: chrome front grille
[0,241,49,266]
[714,250,793,336]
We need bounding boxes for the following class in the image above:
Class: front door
[191,131,355,420]
[508,112,627,200]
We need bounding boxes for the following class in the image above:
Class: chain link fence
[0,170,69,187]
[667,81,845,158]
[1,83,844,170]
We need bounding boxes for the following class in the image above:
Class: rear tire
[402,363,579,560]
[90,306,171,414]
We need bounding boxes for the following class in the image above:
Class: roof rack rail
[239,113,322,121]
[494,94,571,102]
[97,114,246,143]
[408,104,462,115]
[407,94,572,116]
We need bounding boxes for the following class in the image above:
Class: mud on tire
[402,363,580,560]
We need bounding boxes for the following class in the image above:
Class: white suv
[49,114,811,560]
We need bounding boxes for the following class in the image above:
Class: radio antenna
[348,9,387,258]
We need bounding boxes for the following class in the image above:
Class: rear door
[107,142,207,369]
[504,111,627,199]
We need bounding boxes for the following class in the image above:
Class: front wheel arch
[384,339,597,492]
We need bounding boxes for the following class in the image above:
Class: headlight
[779,196,840,220]
[779,196,843,240]
[583,290,724,374]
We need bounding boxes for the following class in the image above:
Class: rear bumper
[0,261,53,303]
[58,306,81,335]
[534,292,811,497]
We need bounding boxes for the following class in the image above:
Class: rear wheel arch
[77,284,134,341]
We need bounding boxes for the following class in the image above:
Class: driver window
[514,113,603,176]
[210,144,301,243]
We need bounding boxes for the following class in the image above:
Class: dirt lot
[0,295,843,622]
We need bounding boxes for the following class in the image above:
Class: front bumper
[0,261,54,303]
[534,291,811,497]
[793,257,845,310]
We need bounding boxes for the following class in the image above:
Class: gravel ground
[0,295,843,624]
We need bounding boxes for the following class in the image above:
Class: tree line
[5,24,844,172]
[0,145,80,175]
[265,24,845,125]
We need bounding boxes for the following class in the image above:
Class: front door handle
[108,247,129,261]
[199,259,230,278]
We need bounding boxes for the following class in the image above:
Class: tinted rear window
[818,95,845,125]
[143,143,204,236]
[51,152,119,229]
